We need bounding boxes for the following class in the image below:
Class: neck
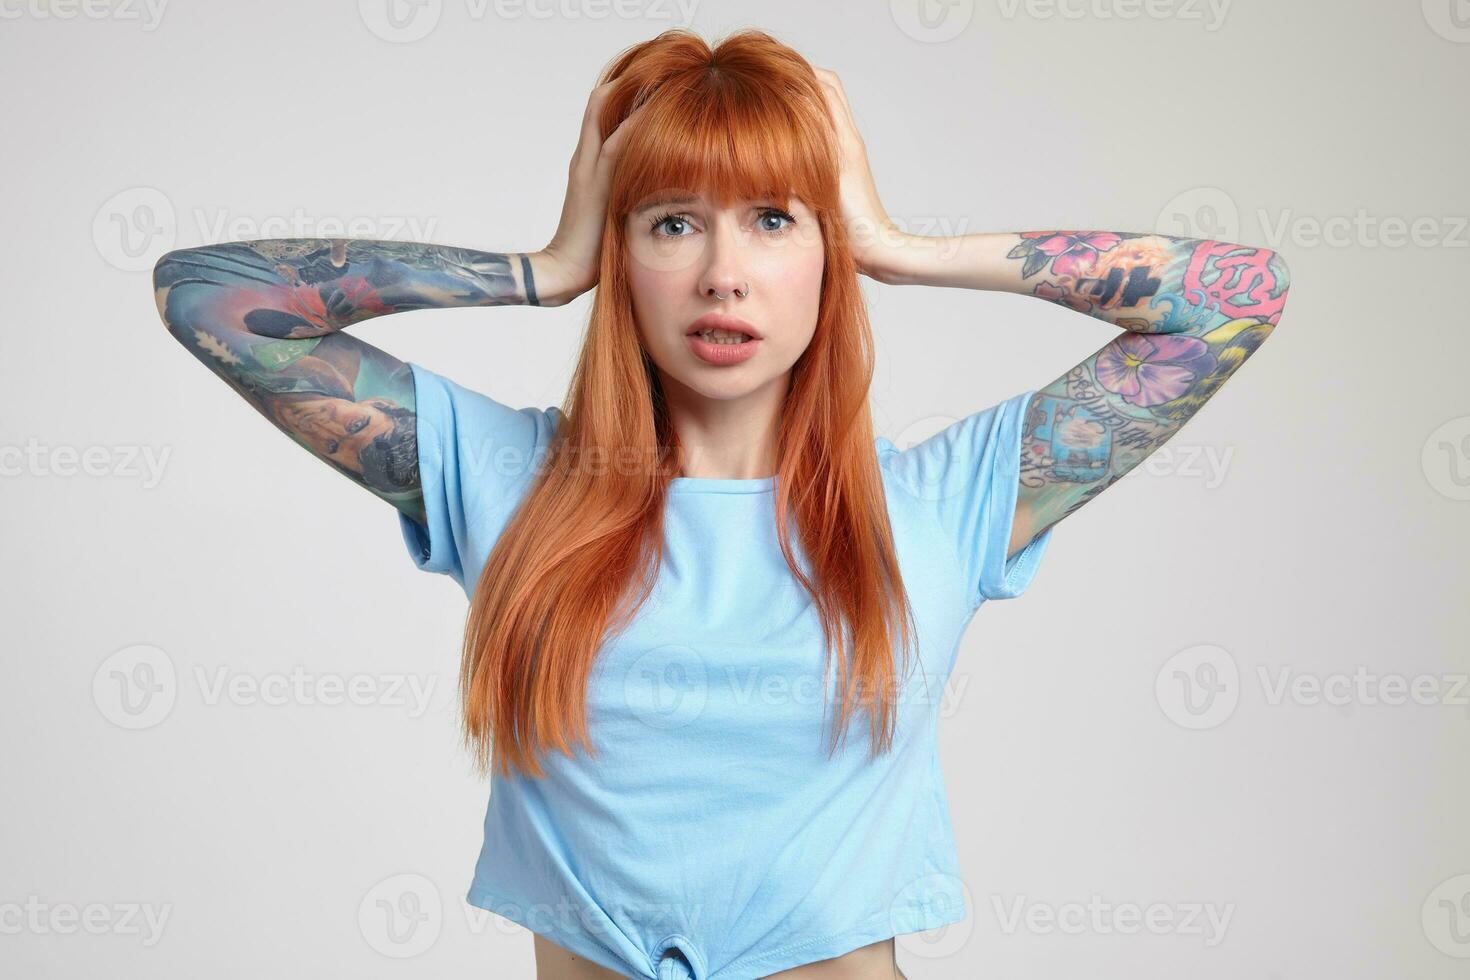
[662,372,788,479]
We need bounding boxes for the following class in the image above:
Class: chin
[669,368,767,402]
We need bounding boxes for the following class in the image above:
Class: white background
[3,1,1468,977]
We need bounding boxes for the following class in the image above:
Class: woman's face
[624,190,825,404]
[276,395,398,469]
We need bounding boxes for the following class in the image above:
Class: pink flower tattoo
[1020,230,1124,278]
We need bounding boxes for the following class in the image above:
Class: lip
[685,313,763,340]
[685,313,762,367]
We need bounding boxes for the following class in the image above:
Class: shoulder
[407,360,562,487]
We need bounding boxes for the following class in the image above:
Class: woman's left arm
[813,68,1293,559]
[873,229,1293,558]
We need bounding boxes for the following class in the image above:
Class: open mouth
[691,327,755,345]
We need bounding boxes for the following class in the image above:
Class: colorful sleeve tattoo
[1003,232,1292,553]
[151,238,539,528]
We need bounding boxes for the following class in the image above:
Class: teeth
[697,327,750,344]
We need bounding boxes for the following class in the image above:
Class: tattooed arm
[151,238,556,528]
[875,230,1292,559]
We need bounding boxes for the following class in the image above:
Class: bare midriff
[533,932,907,978]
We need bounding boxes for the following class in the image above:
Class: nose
[697,218,748,302]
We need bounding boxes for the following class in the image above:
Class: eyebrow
[632,195,698,214]
[631,194,789,214]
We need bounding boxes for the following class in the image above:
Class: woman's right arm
[151,239,566,528]
[150,80,644,528]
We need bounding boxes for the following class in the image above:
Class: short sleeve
[398,361,560,592]
[882,389,1053,609]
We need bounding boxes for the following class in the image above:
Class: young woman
[150,28,1290,980]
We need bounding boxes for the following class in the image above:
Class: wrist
[524,249,582,307]
[866,229,940,287]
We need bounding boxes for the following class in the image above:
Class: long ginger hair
[461,28,919,778]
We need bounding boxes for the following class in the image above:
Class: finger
[579,86,609,147]
[828,85,854,123]
[592,102,650,185]
[815,76,840,113]
[816,76,848,118]
[584,78,616,116]
[574,81,618,165]
[821,82,858,133]
[816,81,852,134]
[600,101,648,160]
[815,68,845,97]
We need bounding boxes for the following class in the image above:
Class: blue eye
[649,212,691,238]
[759,209,796,233]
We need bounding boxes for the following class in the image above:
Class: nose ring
[713,282,748,301]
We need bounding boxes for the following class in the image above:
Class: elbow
[1266,247,1292,287]
[151,248,198,321]
[152,248,194,330]
[152,247,187,290]
[1266,248,1292,324]
[151,251,174,325]
[1226,242,1292,326]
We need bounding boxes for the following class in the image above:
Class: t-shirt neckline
[668,475,777,494]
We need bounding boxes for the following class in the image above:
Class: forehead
[629,191,807,214]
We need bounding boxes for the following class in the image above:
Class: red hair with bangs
[460,28,920,779]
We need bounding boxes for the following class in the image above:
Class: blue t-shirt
[398,361,1053,980]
